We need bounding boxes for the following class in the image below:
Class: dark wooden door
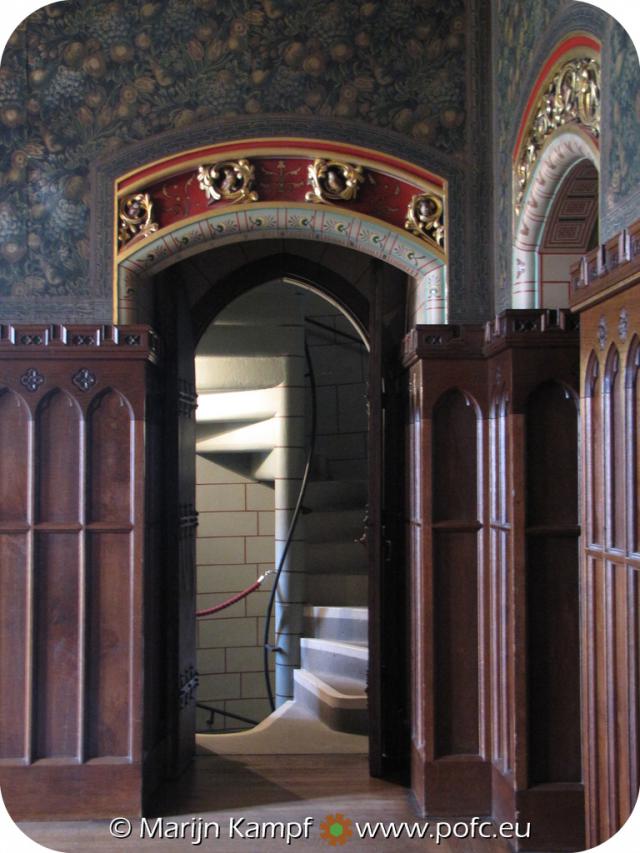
[367,261,409,778]
[158,284,198,777]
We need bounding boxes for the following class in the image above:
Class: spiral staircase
[195,284,369,745]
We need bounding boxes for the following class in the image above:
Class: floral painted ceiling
[0,0,467,304]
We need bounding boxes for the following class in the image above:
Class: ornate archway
[513,130,599,307]
[511,38,601,308]
[113,139,448,324]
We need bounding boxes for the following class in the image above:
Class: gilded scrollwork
[197,159,258,204]
[404,193,445,250]
[515,57,600,217]
[305,159,364,204]
[118,193,159,249]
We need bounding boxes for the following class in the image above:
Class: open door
[367,260,409,778]
[156,283,198,779]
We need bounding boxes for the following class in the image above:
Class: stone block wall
[195,455,275,731]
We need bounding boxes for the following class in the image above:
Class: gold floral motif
[197,159,258,204]
[118,193,158,249]
[404,193,445,250]
[515,57,600,217]
[305,159,364,204]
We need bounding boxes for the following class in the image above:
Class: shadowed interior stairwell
[195,281,370,741]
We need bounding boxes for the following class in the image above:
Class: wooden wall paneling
[484,310,583,851]
[575,275,640,848]
[627,336,640,817]
[0,325,156,820]
[402,325,491,816]
[432,389,480,757]
[525,382,581,785]
[488,358,514,799]
[0,390,30,762]
[86,391,134,759]
[486,341,514,816]
[33,391,83,761]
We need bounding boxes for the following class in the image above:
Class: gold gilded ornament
[118,193,158,248]
[305,159,364,204]
[197,159,258,204]
[405,193,445,250]
[515,57,600,217]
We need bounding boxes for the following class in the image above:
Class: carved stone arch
[188,250,371,346]
[513,131,599,308]
[118,203,447,325]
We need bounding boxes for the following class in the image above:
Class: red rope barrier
[195,571,272,617]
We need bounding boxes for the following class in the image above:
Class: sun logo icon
[320,813,353,846]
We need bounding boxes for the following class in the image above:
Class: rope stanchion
[195,569,274,618]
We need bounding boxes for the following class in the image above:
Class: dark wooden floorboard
[19,754,512,852]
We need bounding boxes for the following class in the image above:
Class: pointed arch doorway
[112,139,448,804]
[142,237,412,804]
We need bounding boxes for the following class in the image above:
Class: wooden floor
[20,754,512,852]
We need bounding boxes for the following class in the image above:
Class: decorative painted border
[116,202,447,325]
[512,34,601,162]
[113,138,450,326]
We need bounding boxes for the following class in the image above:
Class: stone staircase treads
[303,606,368,645]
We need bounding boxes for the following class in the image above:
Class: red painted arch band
[512,34,601,161]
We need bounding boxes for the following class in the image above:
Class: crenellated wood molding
[570,216,640,311]
[0,324,158,362]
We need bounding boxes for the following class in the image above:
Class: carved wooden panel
[525,382,580,785]
[0,325,155,820]
[33,532,81,759]
[36,391,81,523]
[433,390,480,757]
[487,319,582,852]
[0,391,30,761]
[578,285,640,847]
[402,327,490,817]
[87,390,132,524]
[489,385,511,776]
[86,533,132,759]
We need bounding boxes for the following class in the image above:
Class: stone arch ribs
[511,36,601,309]
[113,139,448,325]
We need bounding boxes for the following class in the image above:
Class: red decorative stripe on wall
[139,156,426,235]
[119,139,445,192]
[512,34,601,161]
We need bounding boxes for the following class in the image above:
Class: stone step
[300,637,368,685]
[293,669,367,735]
[303,606,368,645]
[196,387,279,423]
[196,418,277,453]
